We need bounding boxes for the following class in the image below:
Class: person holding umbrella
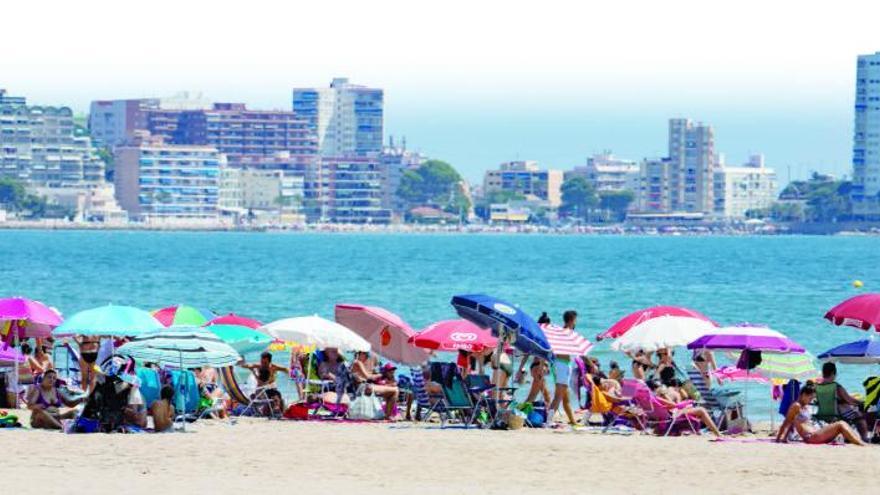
[548,310,579,427]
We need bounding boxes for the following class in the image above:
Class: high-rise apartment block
[114,132,224,219]
[292,78,383,157]
[145,103,317,165]
[1,91,104,186]
[852,51,880,218]
[88,92,212,148]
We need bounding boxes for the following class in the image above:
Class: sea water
[3,229,879,420]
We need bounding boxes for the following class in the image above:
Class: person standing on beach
[548,310,578,427]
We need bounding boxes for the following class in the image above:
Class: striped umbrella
[118,327,241,369]
[541,324,593,356]
[152,305,215,327]
[725,351,818,380]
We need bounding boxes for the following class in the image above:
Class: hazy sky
[4,0,879,182]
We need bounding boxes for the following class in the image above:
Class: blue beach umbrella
[450,294,552,360]
[53,304,164,337]
[817,339,880,364]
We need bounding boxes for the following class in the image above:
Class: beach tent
[334,304,429,366]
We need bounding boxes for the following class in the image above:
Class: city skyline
[4,1,879,183]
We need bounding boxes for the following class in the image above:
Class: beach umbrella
[686,325,805,354]
[410,319,498,353]
[817,339,880,364]
[334,304,430,366]
[824,293,880,332]
[711,366,770,384]
[541,324,593,357]
[0,297,63,339]
[202,324,272,356]
[204,313,263,329]
[152,305,215,327]
[611,315,715,353]
[598,305,716,340]
[0,346,25,366]
[54,305,164,337]
[450,294,552,360]
[754,353,818,381]
[118,327,241,369]
[260,315,371,352]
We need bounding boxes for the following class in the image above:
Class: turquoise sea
[2,230,879,419]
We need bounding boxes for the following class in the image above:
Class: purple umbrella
[0,297,63,339]
[687,325,805,353]
[0,345,25,366]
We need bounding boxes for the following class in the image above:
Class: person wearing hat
[374,363,400,420]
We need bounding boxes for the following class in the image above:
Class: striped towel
[864,376,880,409]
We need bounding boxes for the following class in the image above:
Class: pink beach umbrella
[0,297,63,339]
[824,293,880,332]
[597,305,716,340]
[711,366,769,384]
[204,313,263,330]
[334,304,430,366]
[541,324,593,356]
[410,319,498,353]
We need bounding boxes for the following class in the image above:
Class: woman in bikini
[776,382,865,445]
[26,370,80,429]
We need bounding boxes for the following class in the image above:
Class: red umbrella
[824,293,880,331]
[597,305,716,340]
[204,313,263,330]
[410,319,498,353]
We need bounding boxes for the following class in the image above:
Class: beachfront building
[239,169,306,224]
[852,51,880,219]
[634,119,717,217]
[145,103,317,165]
[319,156,391,224]
[88,92,213,148]
[380,137,426,215]
[0,91,105,187]
[33,183,128,222]
[292,78,383,157]
[483,160,564,208]
[113,132,224,220]
[566,152,640,194]
[712,154,778,219]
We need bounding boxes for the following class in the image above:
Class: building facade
[292,78,383,157]
[852,51,880,218]
[114,133,224,219]
[88,92,212,149]
[666,118,717,214]
[319,156,391,223]
[145,103,317,165]
[380,139,426,214]
[1,92,104,186]
[566,152,639,193]
[483,160,563,207]
[712,155,778,219]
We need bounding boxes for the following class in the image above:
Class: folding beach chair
[410,366,443,422]
[629,381,700,436]
[431,363,477,428]
[814,382,842,424]
[589,379,646,432]
[686,367,741,428]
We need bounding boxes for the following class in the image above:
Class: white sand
[2,410,878,494]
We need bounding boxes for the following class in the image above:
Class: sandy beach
[2,409,878,495]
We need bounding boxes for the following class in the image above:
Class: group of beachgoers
[0,310,876,445]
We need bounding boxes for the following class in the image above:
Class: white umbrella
[611,315,715,353]
[259,315,371,352]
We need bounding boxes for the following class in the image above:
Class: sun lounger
[627,379,700,436]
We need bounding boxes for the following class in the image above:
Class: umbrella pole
[13,328,19,408]
[179,350,186,433]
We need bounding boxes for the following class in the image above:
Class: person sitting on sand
[123,384,148,428]
[26,370,81,429]
[241,352,289,389]
[150,384,175,432]
[819,362,870,442]
[650,379,722,438]
[776,382,865,446]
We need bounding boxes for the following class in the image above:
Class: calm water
[2,230,878,419]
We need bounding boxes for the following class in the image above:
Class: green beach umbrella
[202,324,272,355]
[152,305,215,327]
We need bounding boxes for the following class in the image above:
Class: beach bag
[283,403,310,420]
[348,391,383,420]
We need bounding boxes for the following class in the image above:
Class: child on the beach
[289,348,306,401]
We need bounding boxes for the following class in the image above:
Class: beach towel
[864,376,880,409]
[136,368,161,408]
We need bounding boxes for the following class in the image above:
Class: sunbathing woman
[26,370,79,429]
[776,382,865,446]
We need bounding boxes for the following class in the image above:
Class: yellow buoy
[853,280,864,289]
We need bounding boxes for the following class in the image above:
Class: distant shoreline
[1,220,879,236]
